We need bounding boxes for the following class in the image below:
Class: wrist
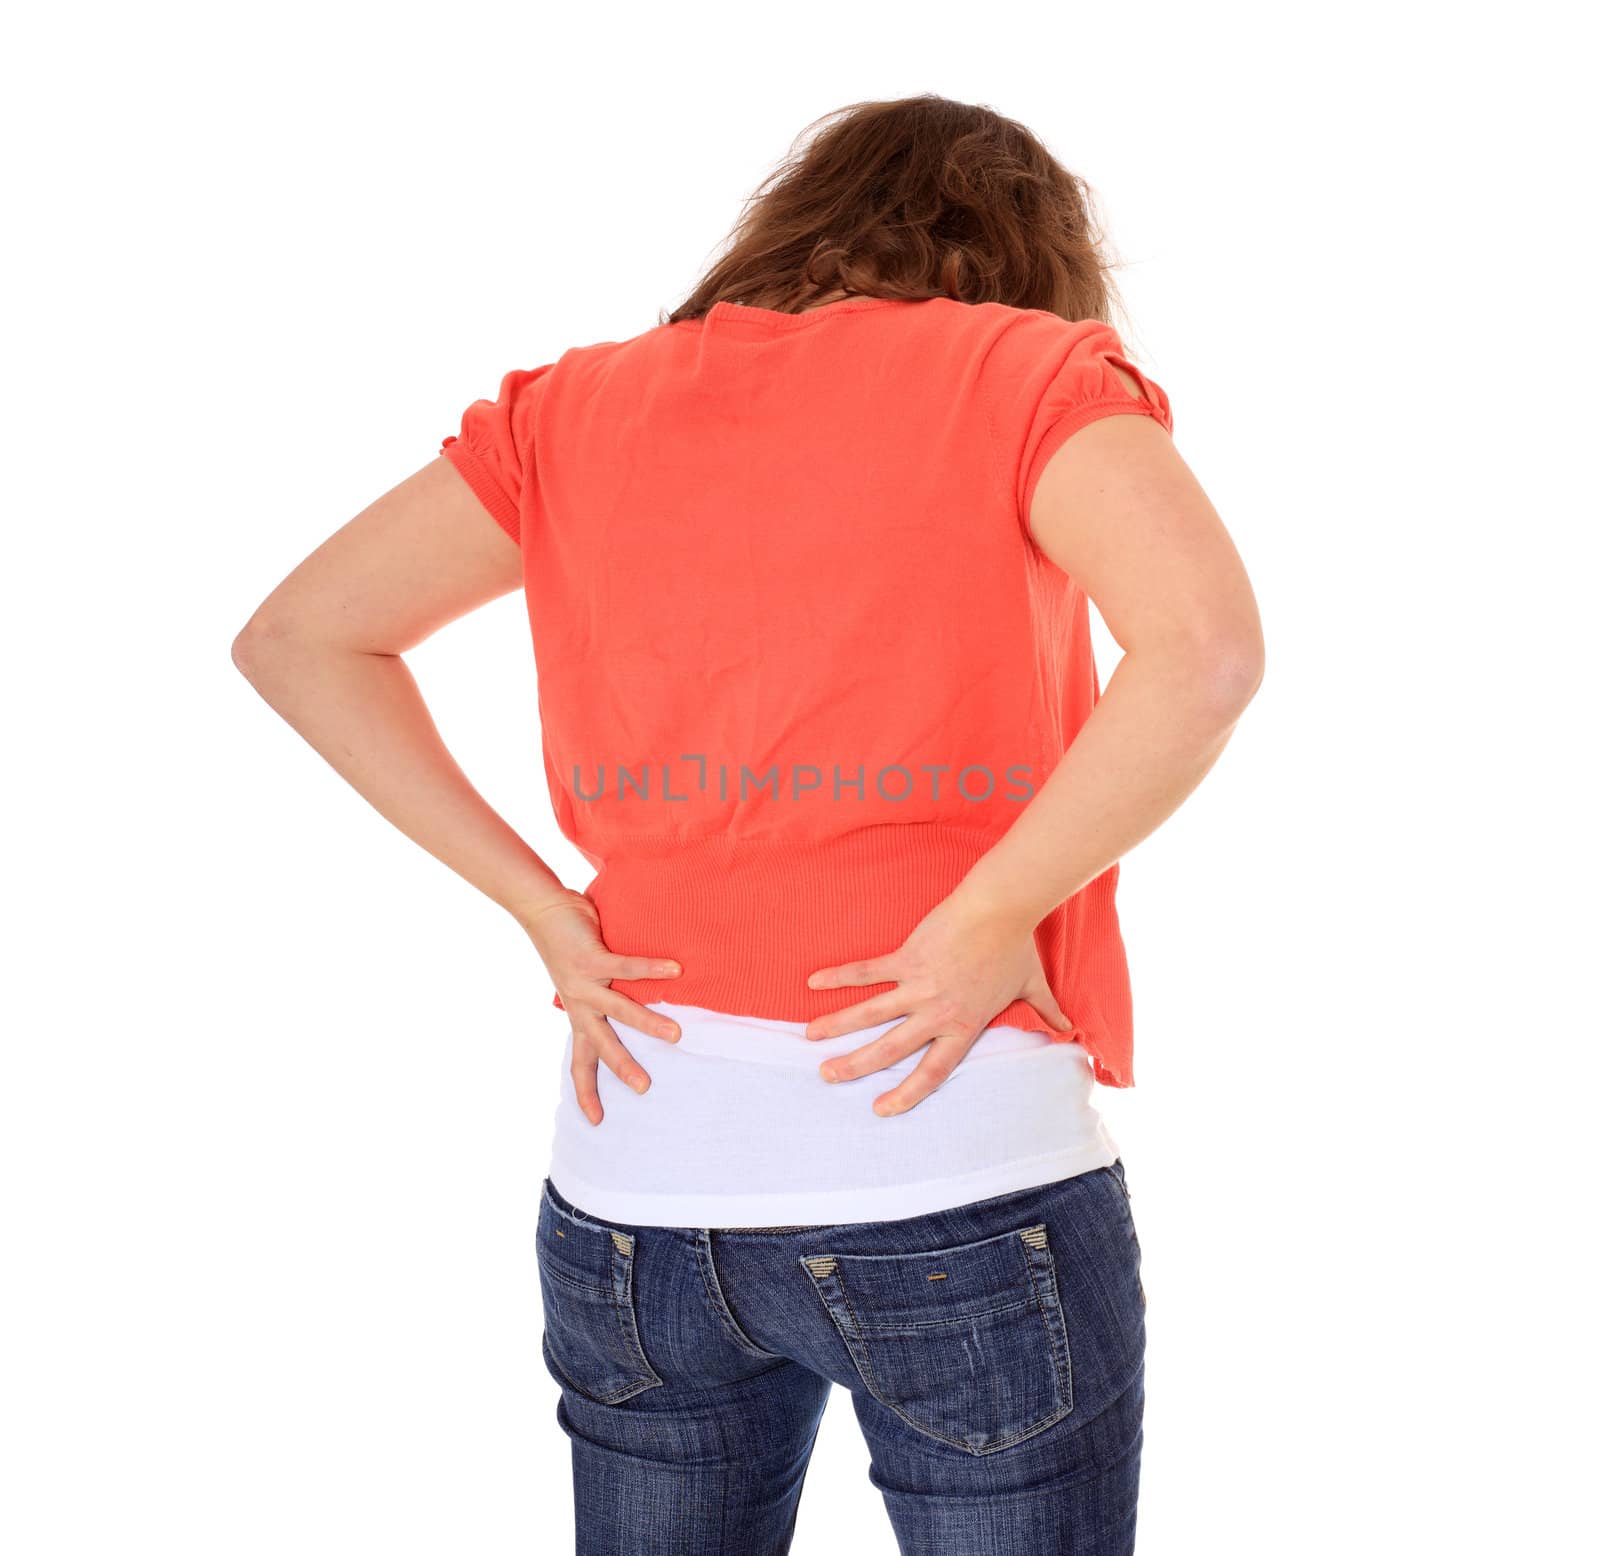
[940,872,1048,939]
[508,884,584,935]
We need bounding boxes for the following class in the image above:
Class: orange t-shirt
[440,295,1173,1086]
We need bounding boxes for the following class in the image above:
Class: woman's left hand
[802,893,1069,1116]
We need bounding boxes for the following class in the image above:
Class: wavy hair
[665,94,1129,328]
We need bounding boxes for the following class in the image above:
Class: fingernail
[661,962,681,975]
[630,1074,649,1094]
[820,1065,837,1083]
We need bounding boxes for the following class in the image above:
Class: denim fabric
[535,1162,1146,1555]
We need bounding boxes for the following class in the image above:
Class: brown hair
[664,94,1129,329]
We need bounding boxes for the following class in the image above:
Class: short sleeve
[990,314,1174,529]
[439,362,555,546]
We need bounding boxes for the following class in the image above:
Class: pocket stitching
[1018,1228,1075,1417]
[537,1209,665,1404]
[800,1228,1075,1456]
[844,1296,1036,1334]
[536,1261,615,1300]
[603,1244,665,1395]
[813,1263,978,1451]
[540,1328,658,1406]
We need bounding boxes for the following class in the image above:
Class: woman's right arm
[805,396,1265,1113]
[231,454,683,1123]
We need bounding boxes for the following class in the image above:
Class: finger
[575,1008,652,1096]
[591,989,681,1043]
[872,1034,970,1117]
[1021,970,1072,1031]
[804,989,914,1042]
[603,953,683,982]
[807,957,896,991]
[819,1014,943,1083]
[569,1033,603,1126]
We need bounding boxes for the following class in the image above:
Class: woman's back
[442,292,1175,1088]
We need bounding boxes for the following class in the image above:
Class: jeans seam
[1102,1163,1143,1265]
[1107,1160,1133,1206]
[694,1232,780,1359]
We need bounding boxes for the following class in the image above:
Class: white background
[5,3,1595,1551]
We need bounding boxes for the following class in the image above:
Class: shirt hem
[571,823,1126,1073]
[440,436,522,544]
[1020,396,1172,523]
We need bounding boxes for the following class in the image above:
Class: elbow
[231,605,295,686]
[1163,617,1263,726]
[230,622,261,682]
[231,616,270,684]
[1193,628,1265,722]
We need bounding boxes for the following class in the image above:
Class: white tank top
[545,1001,1120,1228]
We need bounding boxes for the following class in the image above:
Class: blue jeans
[535,1162,1146,1554]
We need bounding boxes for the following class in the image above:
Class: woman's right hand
[518,888,683,1125]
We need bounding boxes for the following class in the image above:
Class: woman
[234,93,1262,1555]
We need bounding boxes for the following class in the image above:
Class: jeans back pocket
[535,1181,664,1405]
[800,1220,1073,1455]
